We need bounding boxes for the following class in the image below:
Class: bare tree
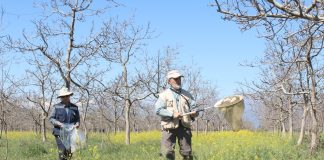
[24,53,57,142]
[138,46,181,98]
[3,0,121,137]
[98,18,153,145]
[5,0,116,88]
[182,65,221,132]
[213,0,324,38]
[94,79,124,134]
[213,0,324,152]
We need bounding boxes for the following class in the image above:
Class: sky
[112,0,266,97]
[0,0,265,123]
[1,1,264,124]
[0,0,265,98]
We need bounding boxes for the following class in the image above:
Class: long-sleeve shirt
[155,88,197,118]
[49,102,80,136]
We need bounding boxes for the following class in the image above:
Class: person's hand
[74,123,80,129]
[173,112,182,119]
[190,111,199,118]
[57,122,63,128]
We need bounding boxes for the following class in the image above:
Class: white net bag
[70,128,86,152]
[59,124,86,152]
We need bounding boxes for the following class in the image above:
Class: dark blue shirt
[49,102,80,136]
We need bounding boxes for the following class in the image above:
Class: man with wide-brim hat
[49,87,80,160]
[155,70,198,160]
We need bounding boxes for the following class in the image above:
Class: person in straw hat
[155,70,198,160]
[49,87,80,160]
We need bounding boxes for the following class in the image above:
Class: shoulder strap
[170,88,191,109]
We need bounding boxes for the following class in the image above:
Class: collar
[169,87,181,94]
[60,102,71,108]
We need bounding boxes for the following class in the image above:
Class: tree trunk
[82,94,91,139]
[288,101,293,137]
[114,116,117,135]
[83,108,88,139]
[42,115,47,142]
[35,121,38,134]
[114,105,117,135]
[280,110,286,136]
[205,120,209,134]
[281,121,286,136]
[125,101,130,145]
[309,103,319,152]
[0,104,3,139]
[297,106,308,145]
[123,64,131,145]
[308,59,319,153]
[196,119,199,136]
[133,120,137,132]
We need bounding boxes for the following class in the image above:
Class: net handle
[181,106,216,116]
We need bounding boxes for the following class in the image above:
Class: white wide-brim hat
[58,87,73,98]
[167,70,183,79]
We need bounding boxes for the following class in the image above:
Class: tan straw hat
[58,87,73,98]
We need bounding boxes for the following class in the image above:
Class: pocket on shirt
[167,100,173,108]
[57,114,65,122]
[56,111,65,121]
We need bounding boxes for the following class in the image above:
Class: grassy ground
[0,130,323,160]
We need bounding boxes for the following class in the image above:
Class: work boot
[165,152,175,160]
[182,155,193,160]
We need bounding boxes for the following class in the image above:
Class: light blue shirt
[155,97,173,117]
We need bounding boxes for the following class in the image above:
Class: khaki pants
[161,123,193,160]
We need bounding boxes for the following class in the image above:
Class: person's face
[60,95,71,104]
[168,77,182,90]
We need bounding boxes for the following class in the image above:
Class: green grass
[0,131,323,160]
